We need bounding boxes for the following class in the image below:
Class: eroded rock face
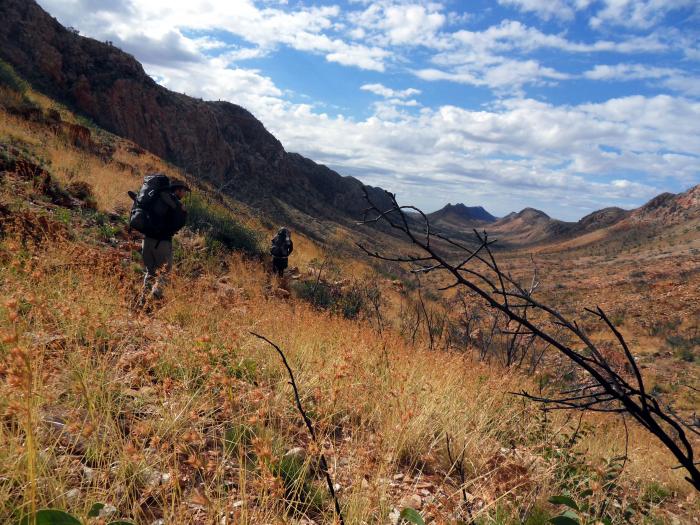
[0,0,391,223]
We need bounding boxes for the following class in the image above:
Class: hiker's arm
[170,206,187,235]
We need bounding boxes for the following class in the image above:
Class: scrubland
[1,68,699,524]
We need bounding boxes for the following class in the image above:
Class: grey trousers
[142,237,173,299]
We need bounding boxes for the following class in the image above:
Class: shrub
[642,481,671,505]
[666,335,699,363]
[184,193,264,257]
[0,60,43,119]
[0,59,28,94]
[337,283,365,319]
[648,317,681,337]
[273,454,325,515]
[291,279,333,309]
[290,279,378,320]
[65,180,97,208]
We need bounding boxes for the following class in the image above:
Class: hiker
[270,227,293,278]
[128,174,190,305]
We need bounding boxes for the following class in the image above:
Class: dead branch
[356,187,700,490]
[250,332,345,523]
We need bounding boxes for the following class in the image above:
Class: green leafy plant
[399,507,426,525]
[548,495,589,525]
[18,506,135,525]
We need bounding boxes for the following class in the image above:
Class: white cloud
[590,0,698,29]
[414,58,569,92]
[499,0,698,30]
[583,64,700,97]
[447,20,669,56]
[347,1,448,48]
[361,83,421,98]
[38,0,392,72]
[498,0,578,21]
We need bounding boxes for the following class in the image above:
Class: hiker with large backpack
[270,227,293,278]
[128,173,190,305]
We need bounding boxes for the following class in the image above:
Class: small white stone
[65,488,80,501]
[99,504,117,518]
[82,466,94,482]
[284,447,306,461]
[388,508,400,525]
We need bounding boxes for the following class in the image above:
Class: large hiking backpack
[270,230,292,258]
[128,174,171,237]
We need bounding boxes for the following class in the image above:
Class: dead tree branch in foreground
[356,188,700,490]
[251,332,345,524]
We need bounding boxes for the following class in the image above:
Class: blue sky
[39,0,700,220]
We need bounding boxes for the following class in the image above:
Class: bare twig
[356,187,700,490]
[250,332,345,523]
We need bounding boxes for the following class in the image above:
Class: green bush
[0,59,28,94]
[642,481,671,505]
[273,454,325,515]
[184,193,264,257]
[337,283,365,319]
[290,279,374,320]
[648,318,681,337]
[291,279,334,309]
[666,334,699,363]
[0,59,43,118]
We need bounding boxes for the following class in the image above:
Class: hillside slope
[0,0,393,233]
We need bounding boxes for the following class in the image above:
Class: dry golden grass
[1,99,698,524]
[0,197,696,524]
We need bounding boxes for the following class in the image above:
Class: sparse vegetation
[184,192,264,257]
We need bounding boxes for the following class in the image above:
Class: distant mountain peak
[516,207,550,220]
[430,203,497,223]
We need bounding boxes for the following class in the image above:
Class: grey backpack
[128,174,171,236]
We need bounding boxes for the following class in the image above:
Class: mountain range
[429,185,699,247]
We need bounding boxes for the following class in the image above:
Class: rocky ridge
[0,0,393,232]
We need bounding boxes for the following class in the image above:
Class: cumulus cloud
[361,83,421,99]
[590,0,698,29]
[39,0,392,72]
[498,0,579,21]
[583,64,700,97]
[349,2,446,47]
[499,0,697,29]
[415,59,569,92]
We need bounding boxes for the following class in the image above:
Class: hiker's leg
[273,257,285,278]
[140,237,158,302]
[279,257,288,278]
[150,240,173,299]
